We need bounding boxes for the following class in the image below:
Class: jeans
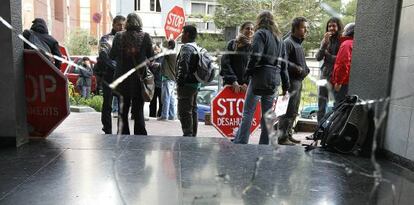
[118,95,147,135]
[101,81,114,134]
[317,81,332,123]
[177,86,198,137]
[112,95,119,113]
[333,84,349,108]
[234,83,275,144]
[161,79,176,119]
[81,86,91,98]
[278,79,303,140]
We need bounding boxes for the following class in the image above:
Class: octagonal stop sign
[24,50,70,138]
[164,6,185,40]
[211,86,261,139]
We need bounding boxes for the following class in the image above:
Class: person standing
[331,22,355,106]
[176,25,200,137]
[316,17,343,122]
[77,57,93,98]
[23,18,62,69]
[149,44,163,118]
[277,17,310,145]
[220,21,254,93]
[234,11,290,145]
[158,40,178,121]
[95,15,125,134]
[110,13,154,135]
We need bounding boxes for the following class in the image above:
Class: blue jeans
[112,95,119,113]
[234,83,275,144]
[81,86,91,98]
[161,79,177,119]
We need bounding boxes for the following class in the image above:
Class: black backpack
[187,44,215,84]
[305,95,375,156]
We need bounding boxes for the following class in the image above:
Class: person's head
[291,17,308,39]
[112,15,126,32]
[167,39,176,49]
[31,18,49,34]
[343,22,355,37]
[153,44,161,54]
[326,17,343,36]
[125,13,143,31]
[82,57,91,67]
[239,21,254,38]
[255,11,281,38]
[181,25,197,43]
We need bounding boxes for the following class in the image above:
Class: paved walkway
[52,111,312,145]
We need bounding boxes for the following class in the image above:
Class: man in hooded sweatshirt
[23,18,62,69]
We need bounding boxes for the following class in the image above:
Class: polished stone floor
[1,134,414,205]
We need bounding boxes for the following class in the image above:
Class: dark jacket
[95,29,118,81]
[23,18,62,69]
[315,35,340,80]
[110,30,154,97]
[149,56,163,88]
[220,39,251,85]
[161,52,177,81]
[245,29,290,93]
[77,64,93,87]
[284,35,310,80]
[176,42,199,86]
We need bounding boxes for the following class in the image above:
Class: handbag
[139,66,155,102]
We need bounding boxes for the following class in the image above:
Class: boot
[278,138,295,146]
[288,136,301,144]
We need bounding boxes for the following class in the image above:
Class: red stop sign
[164,6,185,40]
[24,50,70,138]
[211,86,262,139]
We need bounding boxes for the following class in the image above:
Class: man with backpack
[23,18,62,69]
[176,25,201,137]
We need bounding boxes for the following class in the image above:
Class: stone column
[0,0,28,147]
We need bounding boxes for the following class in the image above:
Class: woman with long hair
[110,13,154,135]
[233,11,290,145]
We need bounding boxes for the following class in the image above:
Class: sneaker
[144,117,149,121]
[157,117,167,121]
[112,112,118,118]
[278,138,295,146]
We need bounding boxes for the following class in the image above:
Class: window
[207,22,216,31]
[207,5,216,15]
[191,3,206,15]
[150,0,161,12]
[54,0,64,22]
[135,0,140,11]
[80,0,90,30]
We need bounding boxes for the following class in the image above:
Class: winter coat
[23,18,62,69]
[331,37,353,86]
[220,39,251,85]
[176,42,199,86]
[245,29,290,95]
[284,35,310,80]
[110,30,154,97]
[77,64,93,87]
[95,30,118,81]
[315,35,341,80]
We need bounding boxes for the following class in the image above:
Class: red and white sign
[59,45,69,72]
[164,6,185,40]
[24,50,70,138]
[211,86,262,139]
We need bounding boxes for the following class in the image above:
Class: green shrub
[68,80,103,112]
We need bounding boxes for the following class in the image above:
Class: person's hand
[240,84,248,93]
[322,32,332,46]
[231,82,240,93]
[334,83,342,92]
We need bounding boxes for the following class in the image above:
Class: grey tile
[357,0,399,14]
[384,105,411,156]
[390,57,414,107]
[395,7,414,57]
[406,111,414,160]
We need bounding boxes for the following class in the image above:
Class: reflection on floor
[1,134,413,204]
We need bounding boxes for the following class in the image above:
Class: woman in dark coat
[110,13,154,135]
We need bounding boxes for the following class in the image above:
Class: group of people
[222,12,355,145]
[23,11,355,143]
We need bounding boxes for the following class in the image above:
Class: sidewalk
[52,111,313,145]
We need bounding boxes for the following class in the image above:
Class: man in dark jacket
[278,17,310,145]
[23,18,62,69]
[96,15,125,134]
[316,17,342,122]
[149,44,163,118]
[176,25,200,137]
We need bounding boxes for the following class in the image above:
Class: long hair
[254,11,281,38]
[326,17,343,36]
[239,21,254,33]
[123,13,145,58]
